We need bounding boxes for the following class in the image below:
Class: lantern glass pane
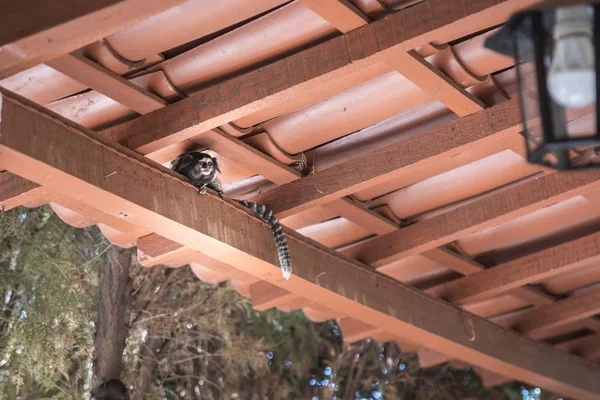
[515,5,600,168]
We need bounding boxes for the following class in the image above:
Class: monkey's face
[190,156,215,179]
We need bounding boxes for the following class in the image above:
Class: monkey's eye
[200,162,207,167]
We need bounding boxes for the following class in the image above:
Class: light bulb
[547,5,596,109]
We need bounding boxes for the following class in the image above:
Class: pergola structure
[2,0,600,398]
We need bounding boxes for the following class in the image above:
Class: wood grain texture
[337,317,381,342]
[0,171,40,207]
[299,0,369,33]
[475,367,513,388]
[1,90,599,399]
[417,347,453,368]
[137,233,259,284]
[196,130,399,236]
[517,288,600,336]
[195,129,301,185]
[47,53,167,114]
[0,0,186,78]
[253,98,525,218]
[104,0,539,154]
[424,248,554,307]
[355,170,600,267]
[556,333,600,357]
[435,232,600,305]
[328,197,399,235]
[385,50,487,116]
[249,281,299,311]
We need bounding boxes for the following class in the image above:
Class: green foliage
[122,265,271,399]
[0,206,108,398]
[0,206,556,400]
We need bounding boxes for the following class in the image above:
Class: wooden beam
[46,53,167,114]
[138,235,336,317]
[556,333,600,358]
[434,232,600,305]
[328,197,398,235]
[249,281,299,311]
[475,367,513,388]
[385,50,488,116]
[252,99,526,218]
[0,171,44,209]
[0,0,185,79]
[2,91,600,399]
[337,317,381,342]
[196,129,301,185]
[197,131,400,234]
[299,0,369,33]
[1,129,397,242]
[417,347,452,368]
[50,195,150,239]
[424,248,555,307]
[302,0,489,119]
[137,233,189,267]
[137,233,259,285]
[104,0,539,154]
[355,170,600,267]
[517,288,600,336]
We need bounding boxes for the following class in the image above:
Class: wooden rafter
[102,0,539,155]
[252,98,526,218]
[0,0,186,78]
[384,50,488,116]
[46,53,167,114]
[298,0,369,33]
[557,333,600,360]
[354,170,600,267]
[417,347,452,369]
[517,288,600,336]
[424,249,556,308]
[297,0,489,119]
[475,367,514,388]
[434,232,600,305]
[0,171,46,210]
[2,91,600,399]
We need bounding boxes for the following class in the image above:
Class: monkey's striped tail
[237,200,292,280]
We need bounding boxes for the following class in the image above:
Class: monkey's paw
[198,186,207,195]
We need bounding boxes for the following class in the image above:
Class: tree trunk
[93,246,133,388]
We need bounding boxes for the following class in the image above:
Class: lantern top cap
[510,0,600,15]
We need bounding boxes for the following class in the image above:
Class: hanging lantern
[485,1,600,169]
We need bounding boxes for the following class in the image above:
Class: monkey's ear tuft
[212,156,221,173]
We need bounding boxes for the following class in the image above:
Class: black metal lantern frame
[485,1,600,170]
